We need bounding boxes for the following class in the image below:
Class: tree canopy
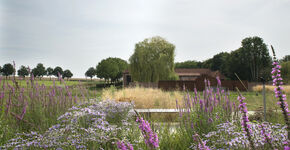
[175,60,202,69]
[46,67,54,80]
[281,55,290,62]
[129,36,178,82]
[96,57,128,83]
[173,36,271,81]
[281,61,290,83]
[32,63,46,78]
[63,69,73,80]
[85,67,96,80]
[2,63,14,77]
[225,48,251,80]
[17,65,29,78]
[53,66,63,78]
[240,36,272,81]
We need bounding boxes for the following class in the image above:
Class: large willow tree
[129,36,178,82]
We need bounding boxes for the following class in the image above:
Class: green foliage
[280,55,290,62]
[85,67,96,80]
[174,36,272,81]
[211,52,230,75]
[53,66,63,77]
[63,69,73,80]
[225,36,272,81]
[175,60,202,69]
[129,36,176,82]
[226,48,250,80]
[32,63,46,78]
[0,119,13,146]
[46,67,54,77]
[158,124,192,149]
[202,58,213,69]
[281,61,290,83]
[17,65,29,78]
[2,63,14,77]
[240,36,272,81]
[96,57,128,82]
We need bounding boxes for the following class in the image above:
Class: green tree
[129,36,177,82]
[240,36,272,81]
[211,52,229,71]
[63,69,73,80]
[175,60,202,69]
[226,48,250,80]
[85,67,96,81]
[210,52,230,78]
[46,67,54,80]
[17,65,29,78]
[281,61,290,83]
[53,66,63,78]
[0,66,2,75]
[2,63,14,79]
[202,58,213,69]
[96,57,128,83]
[113,58,128,82]
[280,55,290,62]
[32,63,46,79]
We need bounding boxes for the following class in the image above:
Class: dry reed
[102,86,184,109]
[252,85,290,93]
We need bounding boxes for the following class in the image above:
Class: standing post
[260,77,266,121]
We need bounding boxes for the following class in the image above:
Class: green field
[0,78,103,87]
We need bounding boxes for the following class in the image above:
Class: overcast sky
[0,0,289,78]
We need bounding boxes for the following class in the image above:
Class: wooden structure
[158,75,248,91]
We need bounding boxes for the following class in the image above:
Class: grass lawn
[229,91,289,111]
[0,78,104,87]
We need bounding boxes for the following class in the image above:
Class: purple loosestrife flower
[216,76,221,87]
[238,95,255,149]
[136,117,159,149]
[271,46,290,141]
[117,140,133,150]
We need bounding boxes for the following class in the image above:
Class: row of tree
[0,63,73,80]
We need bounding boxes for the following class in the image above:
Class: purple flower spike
[136,117,159,149]
[216,76,221,87]
[238,95,254,149]
[271,46,290,141]
[117,140,133,150]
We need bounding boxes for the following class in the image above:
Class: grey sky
[0,0,289,78]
